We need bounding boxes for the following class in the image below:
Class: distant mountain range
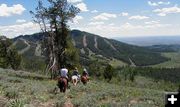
[12,30,170,67]
[115,36,180,46]
[146,44,180,52]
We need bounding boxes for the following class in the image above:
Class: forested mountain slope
[13,30,169,67]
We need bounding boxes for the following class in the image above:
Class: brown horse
[81,75,89,85]
[57,77,67,93]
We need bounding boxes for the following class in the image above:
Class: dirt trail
[63,90,74,107]
[39,100,55,107]
[129,58,136,67]
[35,43,42,57]
[72,38,76,46]
[104,39,117,51]
[11,40,18,46]
[0,96,7,107]
[63,98,73,107]
[0,92,73,107]
[19,39,30,54]
[25,100,55,107]
[83,35,87,47]
[94,36,99,49]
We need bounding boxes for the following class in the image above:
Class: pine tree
[0,36,21,70]
[104,64,114,82]
[30,0,80,78]
[7,47,22,70]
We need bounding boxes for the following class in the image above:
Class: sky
[0,0,180,38]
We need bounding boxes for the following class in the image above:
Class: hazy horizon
[114,35,180,38]
[3,29,180,39]
[116,35,180,46]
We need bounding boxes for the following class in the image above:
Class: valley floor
[152,52,180,68]
[0,68,178,107]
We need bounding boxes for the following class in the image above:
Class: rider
[82,68,89,77]
[59,65,69,88]
[72,67,80,80]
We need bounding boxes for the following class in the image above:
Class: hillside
[12,30,168,68]
[146,45,180,52]
[143,45,180,68]
[0,68,179,107]
[152,52,180,68]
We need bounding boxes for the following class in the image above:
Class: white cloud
[72,21,173,38]
[144,21,171,28]
[88,21,104,25]
[93,13,117,20]
[148,1,170,7]
[73,23,145,38]
[109,23,115,26]
[158,1,170,5]
[145,23,171,28]
[0,22,40,38]
[76,3,88,12]
[148,1,159,6]
[121,12,129,16]
[145,21,159,25]
[121,22,170,29]
[74,25,121,38]
[153,6,180,16]
[73,16,83,24]
[16,19,26,23]
[121,23,144,30]
[0,4,26,17]
[91,10,98,13]
[129,15,149,20]
[67,0,82,3]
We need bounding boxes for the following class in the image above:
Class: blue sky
[0,0,180,38]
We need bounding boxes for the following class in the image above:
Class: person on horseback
[59,66,69,88]
[81,68,89,84]
[71,67,80,86]
[72,67,80,80]
[82,68,89,77]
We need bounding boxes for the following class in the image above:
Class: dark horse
[57,77,67,93]
[81,75,89,85]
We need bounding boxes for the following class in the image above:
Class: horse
[57,77,68,93]
[71,75,80,86]
[81,75,89,85]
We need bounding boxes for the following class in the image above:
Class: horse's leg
[63,86,66,93]
[72,79,75,86]
[59,80,64,93]
[60,85,63,92]
[60,88,62,92]
[73,79,76,86]
[63,82,67,93]
[57,81,61,92]
[74,79,76,86]
[61,86,64,93]
[81,76,88,85]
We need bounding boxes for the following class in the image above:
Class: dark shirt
[72,70,79,76]
[83,71,88,76]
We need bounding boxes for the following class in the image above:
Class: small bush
[7,99,24,107]
[121,67,137,82]
[5,88,19,99]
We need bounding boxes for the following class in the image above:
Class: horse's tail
[58,78,67,92]
[72,76,78,86]
[73,78,77,85]
[58,78,63,88]
[81,76,88,85]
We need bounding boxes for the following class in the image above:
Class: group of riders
[58,66,89,92]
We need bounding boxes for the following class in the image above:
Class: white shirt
[60,68,68,78]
